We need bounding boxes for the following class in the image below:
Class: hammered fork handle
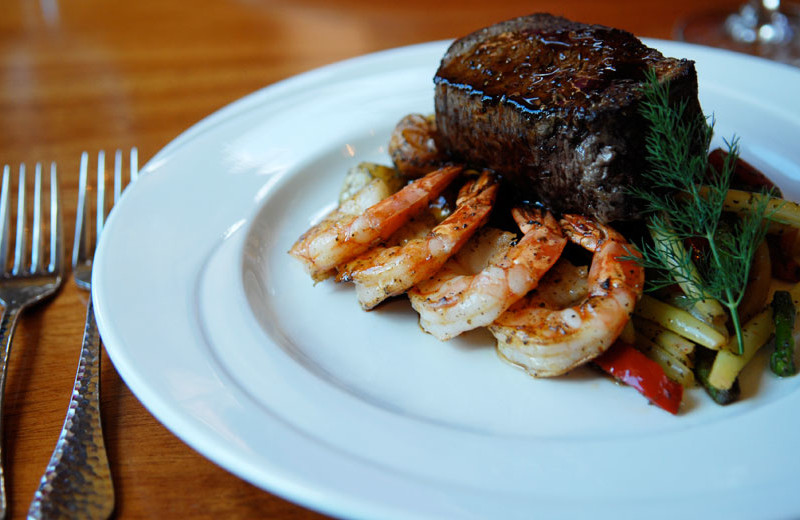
[28,300,113,520]
[0,303,23,519]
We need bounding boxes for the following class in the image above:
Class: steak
[433,13,702,223]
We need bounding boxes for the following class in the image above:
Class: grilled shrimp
[490,214,644,377]
[389,114,447,178]
[338,170,498,309]
[289,165,462,281]
[408,208,567,340]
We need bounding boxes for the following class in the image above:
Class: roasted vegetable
[634,295,727,350]
[594,341,683,415]
[339,162,404,204]
[707,148,783,197]
[695,347,740,405]
[766,235,800,283]
[738,239,772,322]
[708,308,774,390]
[770,290,796,377]
[634,332,695,388]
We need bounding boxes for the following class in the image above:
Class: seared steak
[434,13,702,222]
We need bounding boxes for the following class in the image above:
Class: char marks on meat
[433,13,702,223]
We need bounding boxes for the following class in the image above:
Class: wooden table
[0,0,756,518]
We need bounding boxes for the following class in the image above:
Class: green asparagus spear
[770,290,796,377]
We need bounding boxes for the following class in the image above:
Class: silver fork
[0,162,64,520]
[28,149,138,520]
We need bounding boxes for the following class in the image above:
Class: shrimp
[489,214,644,377]
[337,170,498,309]
[388,114,447,178]
[408,208,567,340]
[289,165,462,281]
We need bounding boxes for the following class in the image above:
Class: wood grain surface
[0,0,756,518]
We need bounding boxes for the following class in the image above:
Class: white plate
[93,39,800,519]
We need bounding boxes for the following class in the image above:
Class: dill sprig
[632,69,772,355]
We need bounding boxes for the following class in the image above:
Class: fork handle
[0,303,23,520]
[28,300,114,520]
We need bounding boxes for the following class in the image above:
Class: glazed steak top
[436,15,684,118]
[433,13,701,222]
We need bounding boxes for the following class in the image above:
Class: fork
[28,149,137,520]
[0,162,64,520]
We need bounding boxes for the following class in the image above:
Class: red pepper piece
[767,234,800,283]
[594,341,683,415]
[707,148,782,196]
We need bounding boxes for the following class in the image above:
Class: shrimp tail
[289,164,462,280]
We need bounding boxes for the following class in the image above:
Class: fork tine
[96,150,106,243]
[0,166,11,270]
[71,148,134,269]
[113,149,122,204]
[30,163,43,273]
[72,152,89,269]
[130,146,139,183]
[49,162,62,274]
[12,164,27,275]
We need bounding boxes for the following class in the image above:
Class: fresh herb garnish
[631,69,773,355]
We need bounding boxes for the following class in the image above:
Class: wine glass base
[675,7,800,67]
